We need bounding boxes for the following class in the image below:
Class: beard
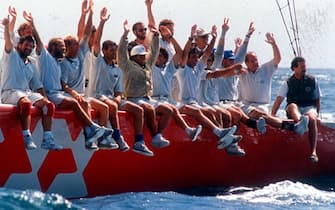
[54,50,65,59]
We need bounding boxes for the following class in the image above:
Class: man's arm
[206,63,245,79]
[77,0,91,40]
[213,18,229,68]
[234,22,255,64]
[271,96,284,116]
[8,6,16,35]
[23,11,43,55]
[2,16,13,53]
[180,24,197,67]
[143,0,156,50]
[93,7,110,56]
[265,32,281,66]
[159,25,182,66]
[200,25,217,63]
[117,20,130,70]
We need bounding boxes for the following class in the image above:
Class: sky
[1,0,334,68]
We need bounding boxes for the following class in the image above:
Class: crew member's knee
[20,101,32,116]
[42,102,55,116]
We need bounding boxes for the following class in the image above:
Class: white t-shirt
[239,59,277,105]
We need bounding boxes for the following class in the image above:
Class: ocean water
[1,68,335,210]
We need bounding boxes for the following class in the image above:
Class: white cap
[196,28,210,37]
[130,45,148,56]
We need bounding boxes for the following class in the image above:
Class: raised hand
[2,16,9,26]
[145,0,153,7]
[81,0,89,14]
[265,32,276,45]
[222,17,229,33]
[235,37,242,48]
[8,6,17,18]
[23,11,34,25]
[100,7,110,22]
[247,22,255,36]
[191,24,197,38]
[211,25,217,38]
[159,25,171,38]
[123,20,130,33]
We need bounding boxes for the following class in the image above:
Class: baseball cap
[130,45,148,56]
[223,50,236,60]
[196,28,210,37]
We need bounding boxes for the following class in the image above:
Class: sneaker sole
[217,126,237,150]
[98,144,119,150]
[151,141,170,148]
[132,148,154,157]
[232,135,243,144]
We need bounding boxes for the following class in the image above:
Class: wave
[218,180,335,208]
[0,188,82,210]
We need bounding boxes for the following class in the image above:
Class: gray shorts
[127,97,161,108]
[2,89,44,105]
[47,91,92,107]
[96,94,127,107]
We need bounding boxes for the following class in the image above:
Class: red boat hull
[0,105,334,198]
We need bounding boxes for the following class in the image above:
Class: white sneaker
[85,127,105,144]
[151,133,170,148]
[24,135,37,150]
[133,142,154,157]
[115,136,130,152]
[41,136,63,150]
[188,125,203,142]
[98,136,119,150]
[257,117,266,134]
[217,125,237,150]
[85,140,99,150]
[294,115,309,135]
[226,144,246,156]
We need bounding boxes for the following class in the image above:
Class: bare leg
[101,99,119,128]
[90,98,109,127]
[34,98,53,131]
[140,103,157,136]
[120,101,144,135]
[18,97,31,130]
[155,104,173,133]
[59,97,93,126]
[180,105,216,130]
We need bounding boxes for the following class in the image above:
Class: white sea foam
[217,180,335,206]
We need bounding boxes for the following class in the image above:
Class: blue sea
[1,68,335,210]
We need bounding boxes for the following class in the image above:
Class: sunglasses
[137,28,147,32]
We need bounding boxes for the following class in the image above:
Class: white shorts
[2,90,44,105]
[127,97,161,108]
[47,91,93,107]
[47,91,70,106]
[96,94,127,107]
[291,106,318,117]
[241,103,270,115]
[152,96,184,109]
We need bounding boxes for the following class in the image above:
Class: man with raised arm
[118,20,173,149]
[1,13,62,150]
[177,24,243,154]
[27,9,109,151]
[60,0,114,150]
[91,7,157,156]
[152,25,203,142]
[272,57,320,163]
